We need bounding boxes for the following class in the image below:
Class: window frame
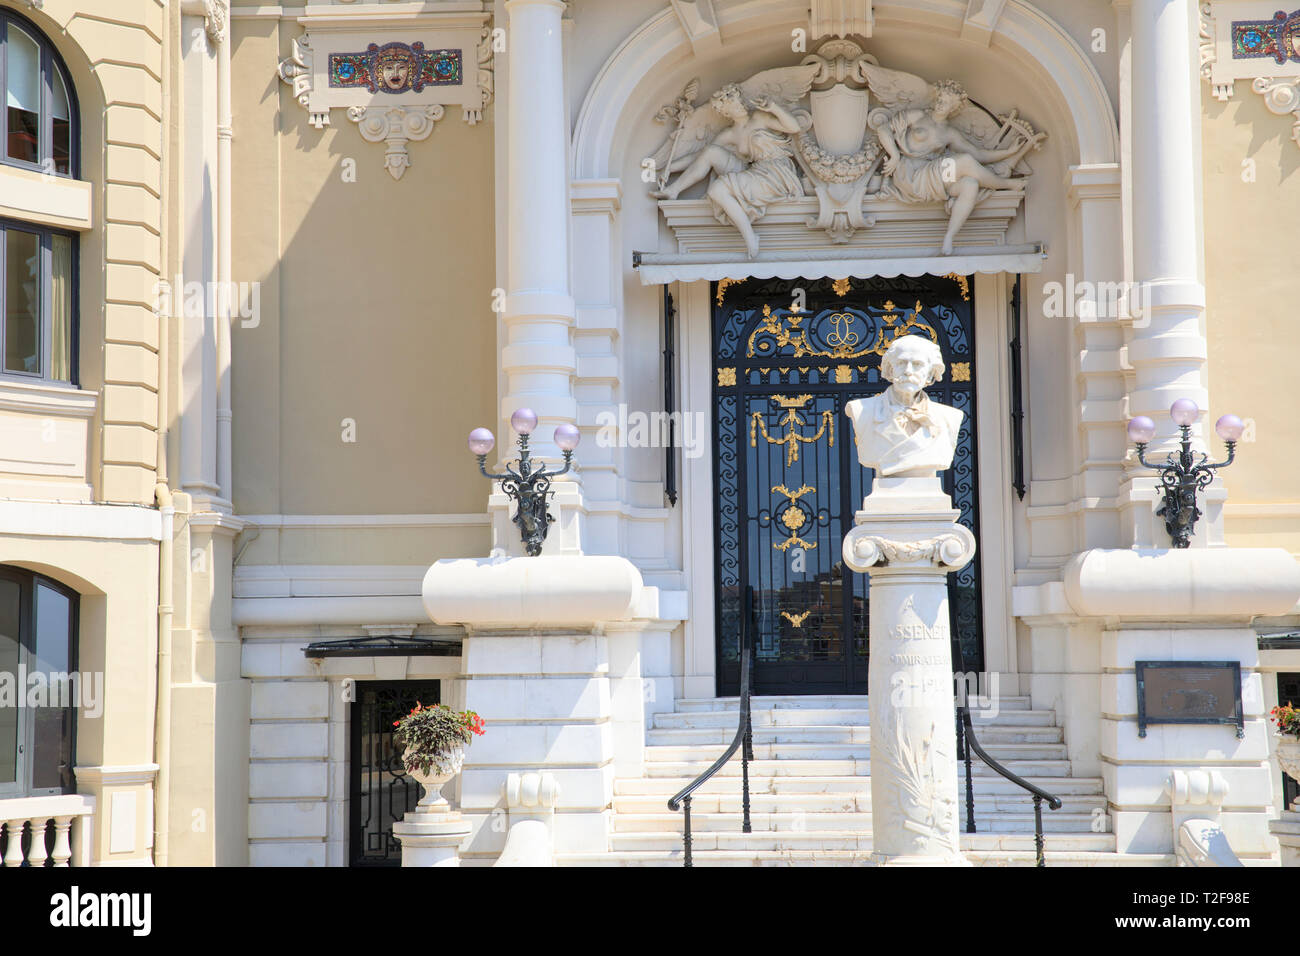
[0,566,79,799]
[0,8,79,179]
[0,216,79,386]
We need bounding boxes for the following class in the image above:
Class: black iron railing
[667,587,754,867]
[952,636,1061,867]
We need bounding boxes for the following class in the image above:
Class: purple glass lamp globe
[1215,413,1245,443]
[510,407,538,435]
[467,427,495,456]
[554,423,581,452]
[1169,398,1199,427]
[1126,416,1156,445]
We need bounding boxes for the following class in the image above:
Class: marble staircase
[558,695,1175,866]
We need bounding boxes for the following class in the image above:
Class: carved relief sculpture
[651,66,820,258]
[649,39,1046,255]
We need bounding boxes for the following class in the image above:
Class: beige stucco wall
[1202,90,1300,554]
[0,0,166,865]
[227,16,497,567]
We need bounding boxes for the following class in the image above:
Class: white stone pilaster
[1122,0,1211,547]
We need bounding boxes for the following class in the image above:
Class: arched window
[2,9,77,176]
[0,566,79,797]
[0,10,78,385]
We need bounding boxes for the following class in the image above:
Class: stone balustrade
[0,795,95,867]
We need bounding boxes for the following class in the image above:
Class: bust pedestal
[392,803,472,868]
[843,477,975,865]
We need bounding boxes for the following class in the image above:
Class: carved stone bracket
[277,35,325,129]
[1201,1,1300,147]
[348,105,446,180]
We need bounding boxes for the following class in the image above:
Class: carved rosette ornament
[649,38,1045,256]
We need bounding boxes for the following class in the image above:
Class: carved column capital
[843,525,977,572]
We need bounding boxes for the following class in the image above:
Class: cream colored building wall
[228,13,497,567]
[0,0,166,866]
[1202,91,1300,555]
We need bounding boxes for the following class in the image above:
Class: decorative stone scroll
[649,38,1045,257]
[1201,0,1300,146]
[277,11,494,179]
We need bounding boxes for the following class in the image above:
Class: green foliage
[392,702,485,776]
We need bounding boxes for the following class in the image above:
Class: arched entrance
[713,273,980,695]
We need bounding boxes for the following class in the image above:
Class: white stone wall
[242,628,461,866]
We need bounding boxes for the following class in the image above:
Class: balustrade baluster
[26,818,50,867]
[3,821,27,866]
[51,816,74,867]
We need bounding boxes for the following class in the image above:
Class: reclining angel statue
[862,67,1046,255]
[650,65,819,258]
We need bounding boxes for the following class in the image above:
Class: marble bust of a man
[844,335,964,477]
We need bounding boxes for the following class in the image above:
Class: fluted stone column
[1122,0,1213,546]
[843,478,975,865]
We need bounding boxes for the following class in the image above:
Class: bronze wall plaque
[1135,661,1244,738]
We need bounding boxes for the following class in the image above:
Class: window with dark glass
[0,219,75,383]
[0,567,78,798]
[2,11,77,176]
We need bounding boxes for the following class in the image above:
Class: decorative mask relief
[649,39,1046,258]
[278,15,494,180]
[1202,1,1300,146]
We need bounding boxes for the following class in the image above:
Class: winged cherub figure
[863,68,1046,255]
[650,66,819,258]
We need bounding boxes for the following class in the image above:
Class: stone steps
[611,791,1108,814]
[646,725,1063,745]
[604,830,1119,853]
[652,707,1056,729]
[643,742,1069,762]
[558,849,1174,867]
[614,774,1105,796]
[644,758,1074,778]
[610,811,1103,834]
[591,694,1141,867]
[669,695,1032,713]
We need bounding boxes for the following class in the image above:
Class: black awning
[303,635,461,658]
[1259,632,1300,651]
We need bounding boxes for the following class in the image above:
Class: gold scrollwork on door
[747,302,939,361]
[751,397,834,466]
[770,483,818,552]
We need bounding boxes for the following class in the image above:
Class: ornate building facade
[1,0,1298,867]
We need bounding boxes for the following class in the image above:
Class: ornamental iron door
[713,275,982,696]
[349,680,442,867]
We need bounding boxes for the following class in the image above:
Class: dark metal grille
[1281,672,1300,811]
[713,275,982,695]
[348,680,442,867]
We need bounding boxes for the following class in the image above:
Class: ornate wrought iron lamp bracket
[467,409,581,558]
[476,435,574,558]
[1128,401,1243,549]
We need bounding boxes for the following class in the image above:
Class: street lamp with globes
[1127,399,1242,548]
[467,408,581,557]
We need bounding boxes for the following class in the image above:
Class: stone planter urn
[404,745,466,813]
[394,745,470,867]
[1277,736,1300,810]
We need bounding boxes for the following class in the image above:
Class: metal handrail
[952,634,1061,866]
[667,587,754,867]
